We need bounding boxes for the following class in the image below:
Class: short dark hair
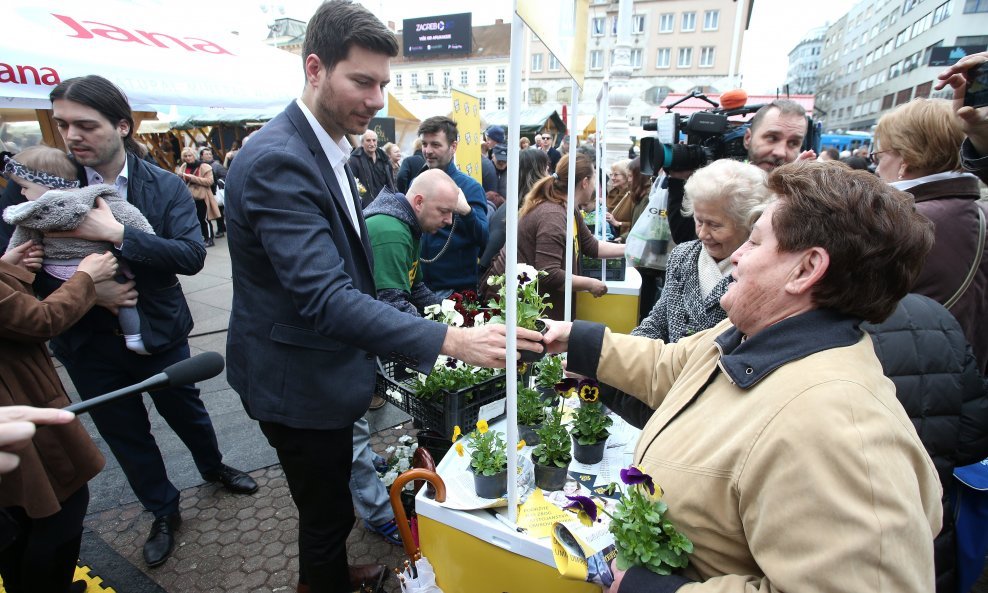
[49,75,140,155]
[302,0,398,75]
[768,160,934,323]
[749,99,807,133]
[418,116,458,143]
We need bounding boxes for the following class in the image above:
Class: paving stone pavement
[84,424,415,593]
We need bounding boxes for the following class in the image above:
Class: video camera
[639,90,818,176]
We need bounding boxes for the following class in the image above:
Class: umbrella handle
[390,468,446,562]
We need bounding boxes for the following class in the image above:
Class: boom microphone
[63,352,225,415]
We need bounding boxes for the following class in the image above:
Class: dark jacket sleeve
[0,181,24,248]
[960,138,988,185]
[121,158,206,276]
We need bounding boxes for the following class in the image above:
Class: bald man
[348,129,396,206]
[363,169,469,315]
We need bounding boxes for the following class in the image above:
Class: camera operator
[667,99,816,243]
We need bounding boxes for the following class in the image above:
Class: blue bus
[819,132,873,153]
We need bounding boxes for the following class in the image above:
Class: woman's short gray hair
[682,159,772,232]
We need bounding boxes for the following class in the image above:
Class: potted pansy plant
[605,466,693,576]
[534,354,564,402]
[452,420,524,499]
[530,406,572,490]
[516,385,547,445]
[486,263,551,363]
[559,378,612,464]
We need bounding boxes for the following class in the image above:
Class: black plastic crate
[376,359,507,439]
[580,256,627,282]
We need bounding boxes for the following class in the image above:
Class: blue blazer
[224,101,447,430]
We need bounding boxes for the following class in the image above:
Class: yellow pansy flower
[452,425,462,442]
[455,442,465,457]
[517,440,526,450]
[477,419,489,434]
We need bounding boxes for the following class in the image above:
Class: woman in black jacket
[863,294,988,593]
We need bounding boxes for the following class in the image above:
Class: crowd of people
[0,0,987,592]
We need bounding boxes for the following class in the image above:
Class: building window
[933,0,953,22]
[549,55,560,71]
[703,10,719,31]
[632,14,645,34]
[395,73,402,88]
[529,88,547,105]
[681,12,696,32]
[411,72,418,87]
[497,97,506,110]
[479,97,486,110]
[914,81,933,98]
[611,16,619,36]
[590,50,604,70]
[479,69,487,84]
[592,16,605,36]
[443,71,450,88]
[656,47,671,68]
[678,47,693,68]
[895,28,908,47]
[460,70,468,85]
[631,48,643,69]
[497,68,505,84]
[659,13,674,33]
[882,93,895,109]
[557,87,572,103]
[427,72,434,86]
[699,46,715,67]
[531,54,543,72]
[964,0,988,12]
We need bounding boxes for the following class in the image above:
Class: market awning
[482,106,566,137]
[2,2,302,111]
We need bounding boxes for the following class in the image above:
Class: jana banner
[450,89,482,185]
[2,2,302,111]
[516,0,589,89]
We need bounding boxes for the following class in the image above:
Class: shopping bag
[214,180,225,207]
[955,459,988,593]
[625,175,671,270]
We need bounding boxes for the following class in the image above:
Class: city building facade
[815,0,988,132]
[786,26,827,95]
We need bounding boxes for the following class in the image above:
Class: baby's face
[13,177,50,201]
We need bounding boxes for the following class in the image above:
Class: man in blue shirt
[417,116,489,295]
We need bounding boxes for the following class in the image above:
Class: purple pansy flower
[554,378,579,397]
[564,495,599,524]
[620,465,655,495]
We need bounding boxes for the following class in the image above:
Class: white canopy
[1,2,302,111]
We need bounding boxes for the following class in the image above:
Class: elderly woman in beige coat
[175,147,221,247]
[545,161,943,593]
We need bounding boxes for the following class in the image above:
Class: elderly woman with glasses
[543,161,941,593]
[872,98,988,375]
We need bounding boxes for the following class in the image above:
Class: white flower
[450,311,465,327]
[396,458,411,472]
[423,304,441,318]
[398,435,415,445]
[440,299,457,314]
[517,263,539,286]
[385,445,396,454]
[487,274,500,286]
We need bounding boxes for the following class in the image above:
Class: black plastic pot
[473,469,508,498]
[572,435,608,464]
[534,461,570,491]
[518,423,541,446]
[519,320,549,363]
[536,385,558,404]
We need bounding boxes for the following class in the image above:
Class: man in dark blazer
[0,75,257,569]
[223,2,543,591]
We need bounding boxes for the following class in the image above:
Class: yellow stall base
[418,514,600,593]
[575,291,639,334]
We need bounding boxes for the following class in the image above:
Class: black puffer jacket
[864,294,988,593]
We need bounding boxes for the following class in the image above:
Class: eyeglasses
[868,150,887,165]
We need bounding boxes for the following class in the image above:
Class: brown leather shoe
[369,395,386,410]
[348,563,386,591]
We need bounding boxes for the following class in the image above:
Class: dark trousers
[194,199,213,241]
[259,421,354,593]
[214,206,226,234]
[0,485,89,593]
[57,338,223,518]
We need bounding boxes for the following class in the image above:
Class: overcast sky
[219,0,863,93]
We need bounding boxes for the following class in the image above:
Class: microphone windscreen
[162,352,225,387]
[720,89,748,110]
